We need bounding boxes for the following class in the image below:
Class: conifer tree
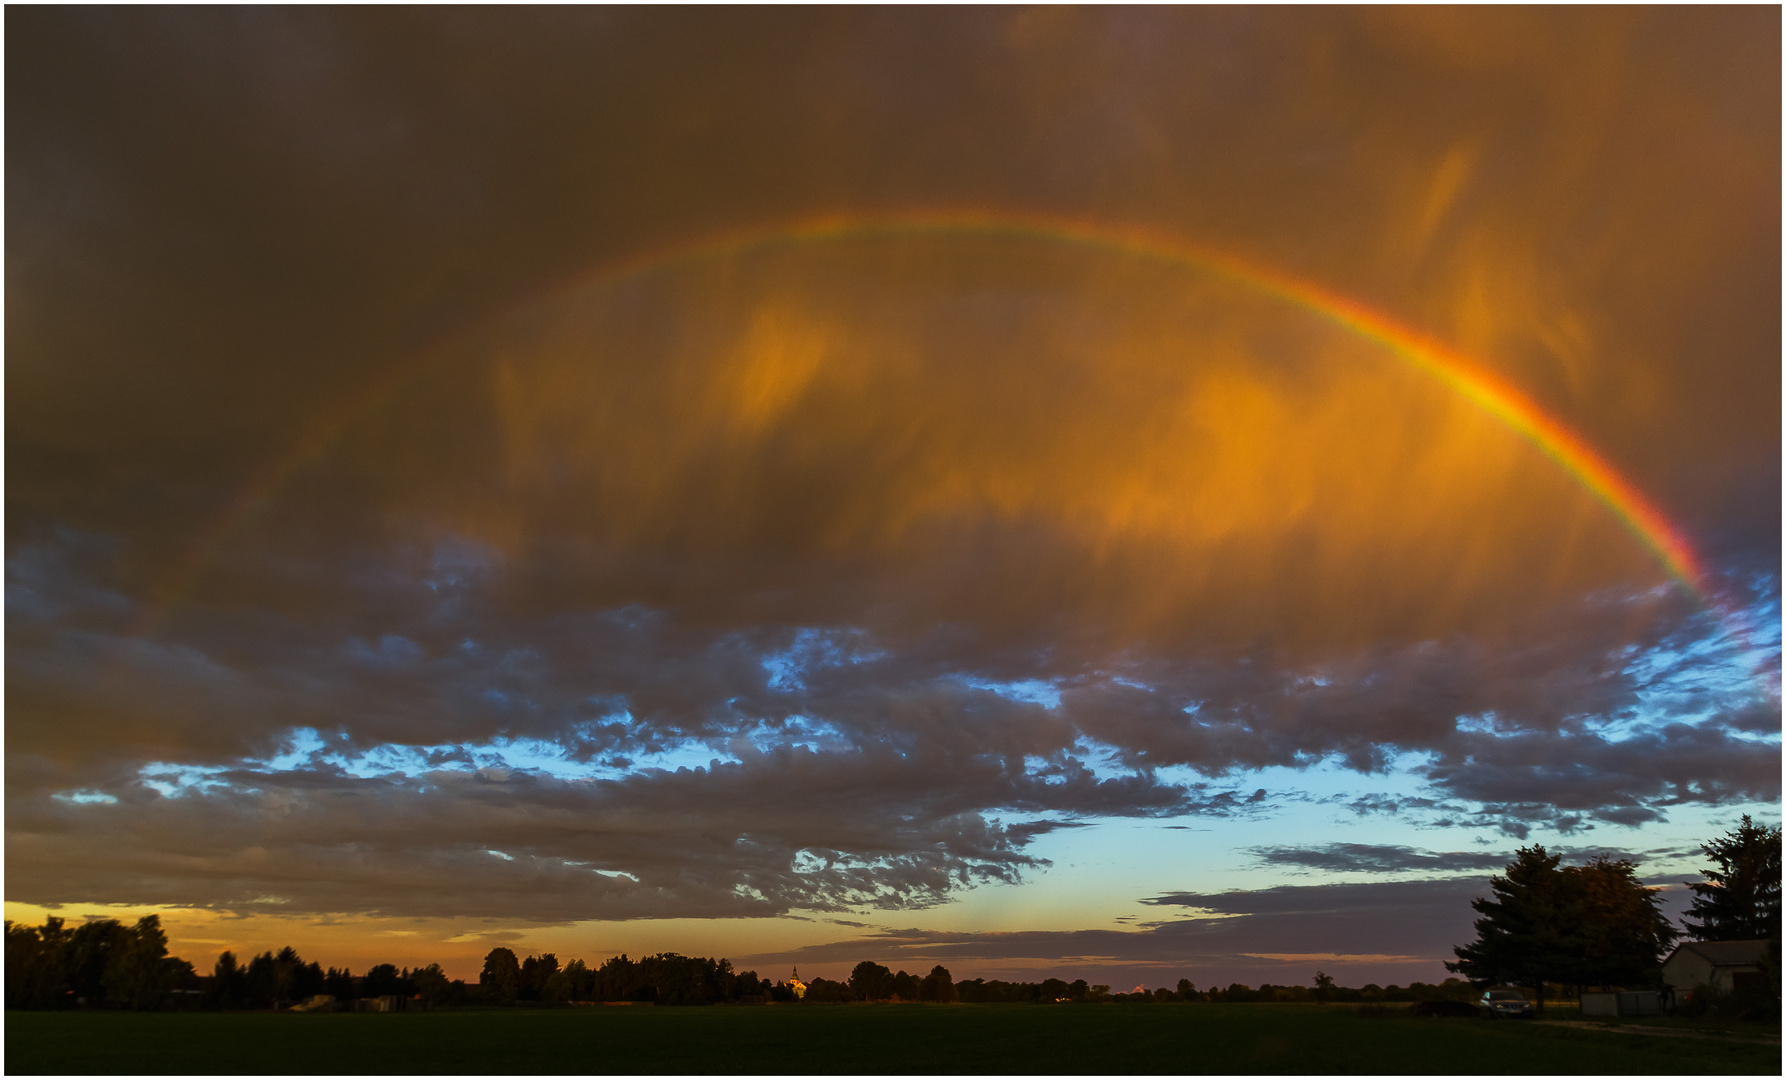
[1683,815,1782,942]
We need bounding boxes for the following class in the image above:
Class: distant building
[788,967,807,999]
[356,994,409,1012]
[290,994,336,1012]
[1660,940,1771,995]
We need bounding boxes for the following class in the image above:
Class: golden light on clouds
[437,235,1655,652]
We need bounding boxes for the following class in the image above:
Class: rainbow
[136,208,1724,640]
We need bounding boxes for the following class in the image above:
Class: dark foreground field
[8,1003,1780,1075]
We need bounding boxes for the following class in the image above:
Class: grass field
[7,1003,1780,1075]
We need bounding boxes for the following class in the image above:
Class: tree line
[5,914,197,1010]
[475,948,766,1006]
[2,922,1480,1012]
[802,961,1483,1005]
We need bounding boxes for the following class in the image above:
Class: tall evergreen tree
[1447,846,1578,1014]
[1683,815,1782,942]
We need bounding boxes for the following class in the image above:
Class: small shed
[1660,940,1771,995]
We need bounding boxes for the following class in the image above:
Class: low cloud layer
[736,878,1494,985]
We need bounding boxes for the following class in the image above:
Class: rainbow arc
[139,208,1732,643]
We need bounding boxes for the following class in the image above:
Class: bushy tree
[101,915,172,1009]
[1573,856,1677,986]
[362,963,407,998]
[918,964,955,1003]
[1684,815,1782,942]
[892,969,920,1000]
[5,917,70,1009]
[519,952,560,1001]
[411,963,454,1007]
[65,918,133,1005]
[480,947,521,1004]
[802,976,853,1002]
[848,960,895,1001]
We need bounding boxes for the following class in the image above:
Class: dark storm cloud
[8,7,1779,923]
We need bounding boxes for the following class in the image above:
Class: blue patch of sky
[743,715,855,755]
[1584,628,1781,742]
[761,627,886,691]
[959,677,1061,709]
[51,789,119,805]
[1452,712,1498,735]
[136,762,235,797]
[126,717,753,798]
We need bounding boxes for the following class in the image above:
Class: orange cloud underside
[423,238,1657,649]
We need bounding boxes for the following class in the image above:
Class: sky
[6,7,1780,991]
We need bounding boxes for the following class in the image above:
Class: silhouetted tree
[519,952,560,1001]
[411,963,454,1007]
[295,959,325,1002]
[848,961,895,1001]
[1572,856,1678,987]
[542,958,588,1002]
[323,966,355,1003]
[271,947,306,1007]
[1449,846,1580,1014]
[1452,847,1679,1006]
[1684,815,1782,942]
[65,919,132,1005]
[362,963,406,998]
[5,918,69,1009]
[208,951,245,1010]
[802,976,852,1003]
[243,951,277,1008]
[919,964,955,1003]
[1313,971,1334,1003]
[101,916,172,1010]
[480,947,521,1004]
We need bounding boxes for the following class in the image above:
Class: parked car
[1477,989,1535,1019]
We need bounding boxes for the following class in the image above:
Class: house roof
[1665,940,1771,967]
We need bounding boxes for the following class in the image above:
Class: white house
[1660,940,1771,995]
